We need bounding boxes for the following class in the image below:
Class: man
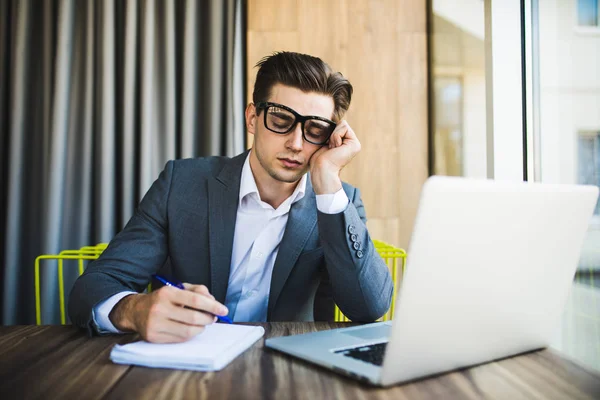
[69,52,393,343]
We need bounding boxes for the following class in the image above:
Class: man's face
[246,84,335,185]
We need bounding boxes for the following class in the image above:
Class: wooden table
[1,323,599,399]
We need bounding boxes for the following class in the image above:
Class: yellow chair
[36,240,406,325]
[35,243,108,325]
[334,240,407,322]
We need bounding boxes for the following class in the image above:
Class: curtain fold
[121,0,138,223]
[1,0,245,325]
[3,0,30,325]
[181,0,199,160]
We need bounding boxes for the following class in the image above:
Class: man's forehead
[268,84,334,119]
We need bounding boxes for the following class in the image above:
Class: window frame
[576,130,600,225]
[574,0,600,35]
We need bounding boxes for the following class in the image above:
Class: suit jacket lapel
[267,177,318,319]
[207,151,247,303]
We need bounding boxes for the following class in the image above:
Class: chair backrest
[36,241,406,325]
[334,240,406,322]
[35,243,108,325]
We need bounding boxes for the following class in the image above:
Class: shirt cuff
[92,291,137,334]
[316,188,349,214]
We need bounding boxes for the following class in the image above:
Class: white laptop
[265,176,599,386]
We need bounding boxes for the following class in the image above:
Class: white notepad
[110,323,265,371]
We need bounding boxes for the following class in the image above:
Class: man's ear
[245,103,257,135]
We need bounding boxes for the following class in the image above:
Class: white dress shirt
[93,152,349,331]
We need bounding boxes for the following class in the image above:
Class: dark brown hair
[252,52,353,122]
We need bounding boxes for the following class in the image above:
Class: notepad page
[110,323,264,370]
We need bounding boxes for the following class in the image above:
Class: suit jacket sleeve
[68,161,174,335]
[317,186,394,322]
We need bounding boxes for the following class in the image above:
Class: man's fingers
[329,120,356,148]
[330,124,345,148]
[144,331,186,344]
[182,283,215,299]
[167,303,215,326]
[145,329,189,344]
[141,288,215,343]
[169,287,228,316]
[146,319,206,343]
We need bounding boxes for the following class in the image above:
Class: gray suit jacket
[68,151,393,334]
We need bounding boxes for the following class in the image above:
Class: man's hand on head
[108,283,229,343]
[309,120,361,195]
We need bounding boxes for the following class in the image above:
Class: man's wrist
[109,293,140,332]
[311,170,342,195]
[316,188,349,214]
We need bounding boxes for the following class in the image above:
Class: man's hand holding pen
[109,282,229,343]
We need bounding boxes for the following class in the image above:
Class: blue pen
[152,274,233,324]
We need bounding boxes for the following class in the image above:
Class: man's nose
[285,123,304,151]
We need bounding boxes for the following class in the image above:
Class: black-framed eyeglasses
[255,102,336,145]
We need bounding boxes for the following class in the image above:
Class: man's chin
[269,168,306,183]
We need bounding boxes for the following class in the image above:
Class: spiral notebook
[110,323,265,371]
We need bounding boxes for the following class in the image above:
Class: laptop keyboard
[334,342,388,366]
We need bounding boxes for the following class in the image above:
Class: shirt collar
[239,152,307,210]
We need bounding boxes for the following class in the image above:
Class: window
[430,0,487,179]
[578,132,600,215]
[433,77,464,176]
[578,0,599,27]
[531,0,600,372]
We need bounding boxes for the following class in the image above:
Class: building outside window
[578,0,599,27]
[578,131,600,215]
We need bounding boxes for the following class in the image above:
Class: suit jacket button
[356,250,364,258]
[353,241,361,250]
[348,225,356,234]
[350,234,358,242]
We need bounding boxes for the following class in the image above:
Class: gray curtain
[0,0,246,325]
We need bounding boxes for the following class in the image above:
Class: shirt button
[249,290,258,297]
[255,252,264,259]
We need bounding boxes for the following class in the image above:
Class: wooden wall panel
[247,0,299,31]
[247,0,428,250]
